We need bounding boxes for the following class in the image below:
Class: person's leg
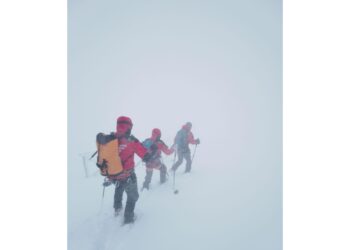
[124,172,139,223]
[114,180,126,212]
[143,168,153,190]
[184,150,192,173]
[160,164,167,183]
[172,150,184,171]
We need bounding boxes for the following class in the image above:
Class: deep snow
[68,140,281,250]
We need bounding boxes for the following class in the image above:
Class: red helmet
[116,116,133,136]
[152,128,161,140]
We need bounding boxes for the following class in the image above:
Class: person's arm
[159,141,174,155]
[132,137,155,162]
[188,132,196,144]
[188,132,200,145]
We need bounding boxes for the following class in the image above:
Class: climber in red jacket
[141,128,175,190]
[112,116,153,223]
[171,122,200,173]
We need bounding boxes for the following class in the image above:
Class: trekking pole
[99,178,108,214]
[172,150,179,194]
[173,150,177,166]
[99,186,105,214]
[191,144,198,164]
[80,154,89,178]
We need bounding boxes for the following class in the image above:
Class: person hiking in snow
[171,122,200,173]
[108,116,153,223]
[142,128,175,190]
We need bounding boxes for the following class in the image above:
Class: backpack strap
[128,135,139,142]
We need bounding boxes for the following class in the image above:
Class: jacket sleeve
[133,140,148,159]
[188,132,197,144]
[159,141,174,155]
[133,139,158,163]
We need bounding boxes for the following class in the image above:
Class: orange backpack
[96,133,123,177]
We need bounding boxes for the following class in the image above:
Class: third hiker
[171,122,200,173]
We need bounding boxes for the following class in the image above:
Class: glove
[195,139,200,145]
[103,180,112,187]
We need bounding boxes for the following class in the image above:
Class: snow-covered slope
[68,143,281,250]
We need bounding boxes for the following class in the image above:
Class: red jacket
[187,131,197,145]
[117,135,147,171]
[154,139,174,158]
[149,129,174,158]
[145,139,174,169]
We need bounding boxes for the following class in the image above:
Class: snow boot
[114,207,122,217]
[124,212,135,224]
[142,182,149,190]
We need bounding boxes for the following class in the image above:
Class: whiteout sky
[68,0,282,249]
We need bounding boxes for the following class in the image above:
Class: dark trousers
[113,172,139,219]
[172,149,192,172]
[143,164,167,188]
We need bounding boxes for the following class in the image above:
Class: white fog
[68,0,282,249]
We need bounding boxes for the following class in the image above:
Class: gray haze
[68,0,282,249]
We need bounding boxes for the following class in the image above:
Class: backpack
[175,129,188,148]
[96,133,123,177]
[142,138,159,159]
